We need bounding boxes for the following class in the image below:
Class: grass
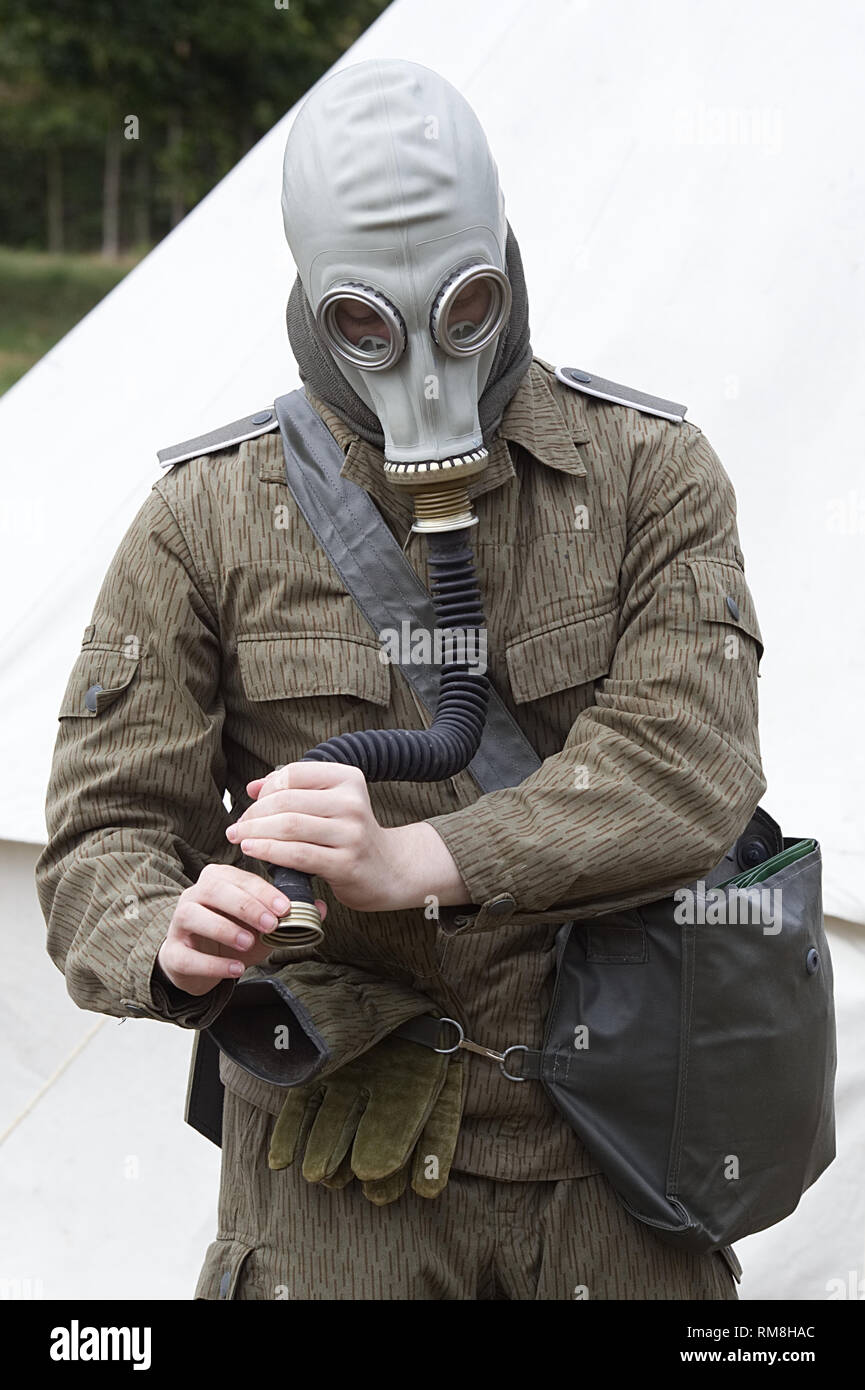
[0,247,146,395]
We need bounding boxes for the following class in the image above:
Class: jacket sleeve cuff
[426,808,526,935]
[205,958,439,1087]
[119,895,236,1029]
[148,959,237,1029]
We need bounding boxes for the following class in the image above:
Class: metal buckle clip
[432,1018,528,1080]
[432,1017,465,1054]
[500,1044,529,1082]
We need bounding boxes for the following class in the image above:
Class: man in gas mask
[37,58,765,1300]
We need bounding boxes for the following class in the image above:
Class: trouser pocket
[194,1237,256,1300]
[718,1244,743,1284]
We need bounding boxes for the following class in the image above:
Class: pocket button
[486,894,517,916]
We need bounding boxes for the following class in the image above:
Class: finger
[161,939,246,984]
[237,837,343,877]
[410,1060,464,1199]
[302,1078,367,1183]
[232,811,348,849]
[233,787,352,825]
[197,863,292,917]
[255,762,367,799]
[192,871,287,932]
[174,900,267,953]
[320,1152,355,1190]
[268,1088,323,1170]
[362,1164,410,1206]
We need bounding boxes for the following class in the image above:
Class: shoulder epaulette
[157,407,280,469]
[554,366,687,423]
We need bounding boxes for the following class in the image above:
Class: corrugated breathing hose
[262,525,489,947]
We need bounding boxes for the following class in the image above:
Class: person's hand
[157,863,328,996]
[226,763,469,913]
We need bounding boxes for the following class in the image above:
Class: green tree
[0,0,391,254]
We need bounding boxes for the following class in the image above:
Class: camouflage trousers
[194,1088,739,1301]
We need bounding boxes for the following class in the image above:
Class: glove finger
[268,1087,322,1171]
[352,1045,448,1181]
[362,1162,410,1207]
[411,1060,465,1199]
[320,1150,355,1190]
[302,1077,367,1183]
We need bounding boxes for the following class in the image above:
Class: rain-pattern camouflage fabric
[36,353,765,1208]
[195,1087,738,1300]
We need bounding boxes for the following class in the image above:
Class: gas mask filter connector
[261,900,325,950]
[383,447,489,533]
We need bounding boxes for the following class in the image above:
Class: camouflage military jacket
[36,355,766,1180]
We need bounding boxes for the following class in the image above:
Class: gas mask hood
[281,58,531,470]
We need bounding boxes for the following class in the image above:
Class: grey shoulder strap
[157,408,279,469]
[555,366,687,423]
[273,389,542,795]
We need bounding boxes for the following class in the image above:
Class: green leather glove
[267,1030,464,1205]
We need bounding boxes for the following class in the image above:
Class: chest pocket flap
[237,635,391,705]
[506,608,618,704]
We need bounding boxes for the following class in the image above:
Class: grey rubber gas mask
[281,59,513,528]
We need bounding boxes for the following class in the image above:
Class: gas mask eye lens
[316,283,406,371]
[431,264,512,357]
[447,281,492,341]
[334,299,390,346]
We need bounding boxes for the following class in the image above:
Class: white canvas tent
[1,0,863,1301]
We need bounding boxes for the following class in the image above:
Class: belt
[393,1015,542,1081]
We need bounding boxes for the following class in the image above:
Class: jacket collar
[304,355,588,527]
